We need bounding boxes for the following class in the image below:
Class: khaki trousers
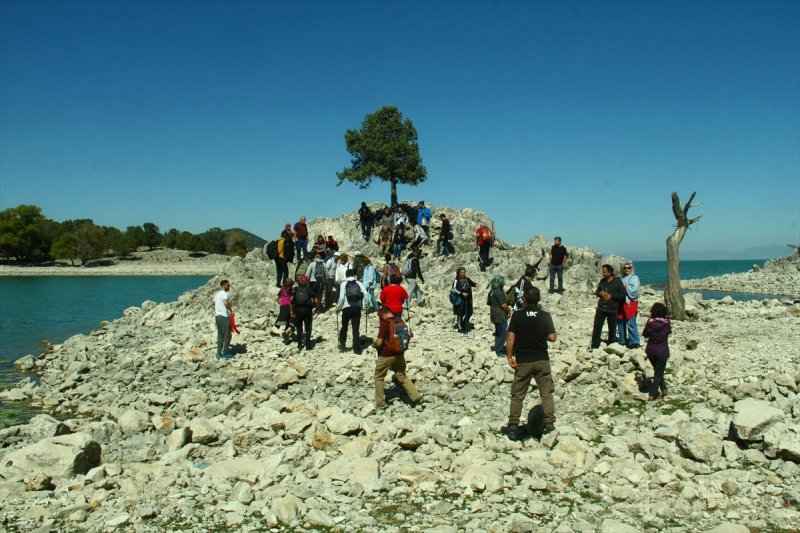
[374,353,421,406]
[509,360,555,427]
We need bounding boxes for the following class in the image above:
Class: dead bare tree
[665,191,703,320]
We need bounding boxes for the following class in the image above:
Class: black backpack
[266,240,278,260]
[345,280,363,306]
[314,261,326,283]
[293,286,311,307]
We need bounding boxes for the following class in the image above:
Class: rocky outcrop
[1,205,798,532]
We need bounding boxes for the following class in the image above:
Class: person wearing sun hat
[618,261,642,348]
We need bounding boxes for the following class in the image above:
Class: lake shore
[0,249,234,277]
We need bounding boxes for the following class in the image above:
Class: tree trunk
[665,227,687,320]
[390,177,398,207]
[665,191,702,320]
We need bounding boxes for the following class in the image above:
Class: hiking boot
[541,425,556,436]
[220,353,234,360]
[338,343,347,352]
[501,424,523,441]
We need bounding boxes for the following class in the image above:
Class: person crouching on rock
[371,306,422,410]
[272,279,294,344]
[502,286,557,440]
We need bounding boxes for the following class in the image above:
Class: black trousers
[591,308,617,348]
[275,259,289,287]
[339,306,362,348]
[360,220,372,241]
[294,307,313,346]
[649,355,669,397]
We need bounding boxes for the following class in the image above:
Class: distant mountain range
[621,244,794,261]
[225,228,267,251]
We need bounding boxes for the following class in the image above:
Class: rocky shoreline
[0,249,233,277]
[682,254,800,299]
[1,208,798,532]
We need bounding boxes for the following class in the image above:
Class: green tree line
[0,205,248,265]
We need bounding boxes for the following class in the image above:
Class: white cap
[333,251,340,257]
[354,251,362,256]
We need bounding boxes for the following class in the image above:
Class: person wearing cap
[352,250,365,281]
[291,275,316,350]
[416,201,432,244]
[548,237,569,294]
[618,262,642,349]
[337,268,368,353]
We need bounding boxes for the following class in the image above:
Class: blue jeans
[493,320,508,355]
[617,313,640,346]
[437,239,452,257]
[549,265,564,291]
[296,239,308,261]
[393,242,405,258]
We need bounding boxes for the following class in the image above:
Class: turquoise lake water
[0,260,784,425]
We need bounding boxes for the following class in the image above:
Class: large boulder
[0,433,101,480]
[731,398,784,441]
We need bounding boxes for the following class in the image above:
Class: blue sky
[1,0,798,259]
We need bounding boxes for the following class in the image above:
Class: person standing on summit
[358,202,373,241]
[294,216,309,261]
[548,236,569,294]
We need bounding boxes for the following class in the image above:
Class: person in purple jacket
[642,302,671,401]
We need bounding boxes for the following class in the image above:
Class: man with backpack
[510,264,537,311]
[305,251,327,314]
[476,224,493,272]
[358,202,373,242]
[403,247,425,308]
[337,268,368,353]
[290,275,317,351]
[502,286,558,441]
[371,306,422,410]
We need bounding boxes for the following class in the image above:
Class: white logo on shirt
[526,311,538,317]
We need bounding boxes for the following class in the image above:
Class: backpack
[387,262,402,281]
[480,226,492,242]
[345,280,363,306]
[293,285,310,307]
[385,317,410,354]
[353,255,364,279]
[294,259,310,282]
[505,285,517,307]
[401,257,414,277]
[266,240,278,260]
[313,261,326,283]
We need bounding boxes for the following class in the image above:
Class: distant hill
[225,228,267,251]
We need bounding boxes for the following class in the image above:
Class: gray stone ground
[1,205,798,532]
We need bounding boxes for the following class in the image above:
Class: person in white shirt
[211,279,233,358]
[337,269,368,354]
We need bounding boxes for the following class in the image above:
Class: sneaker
[221,353,234,360]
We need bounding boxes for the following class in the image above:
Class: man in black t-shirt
[502,287,557,441]
[548,236,569,293]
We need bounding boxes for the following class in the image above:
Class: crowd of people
[213,202,671,441]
